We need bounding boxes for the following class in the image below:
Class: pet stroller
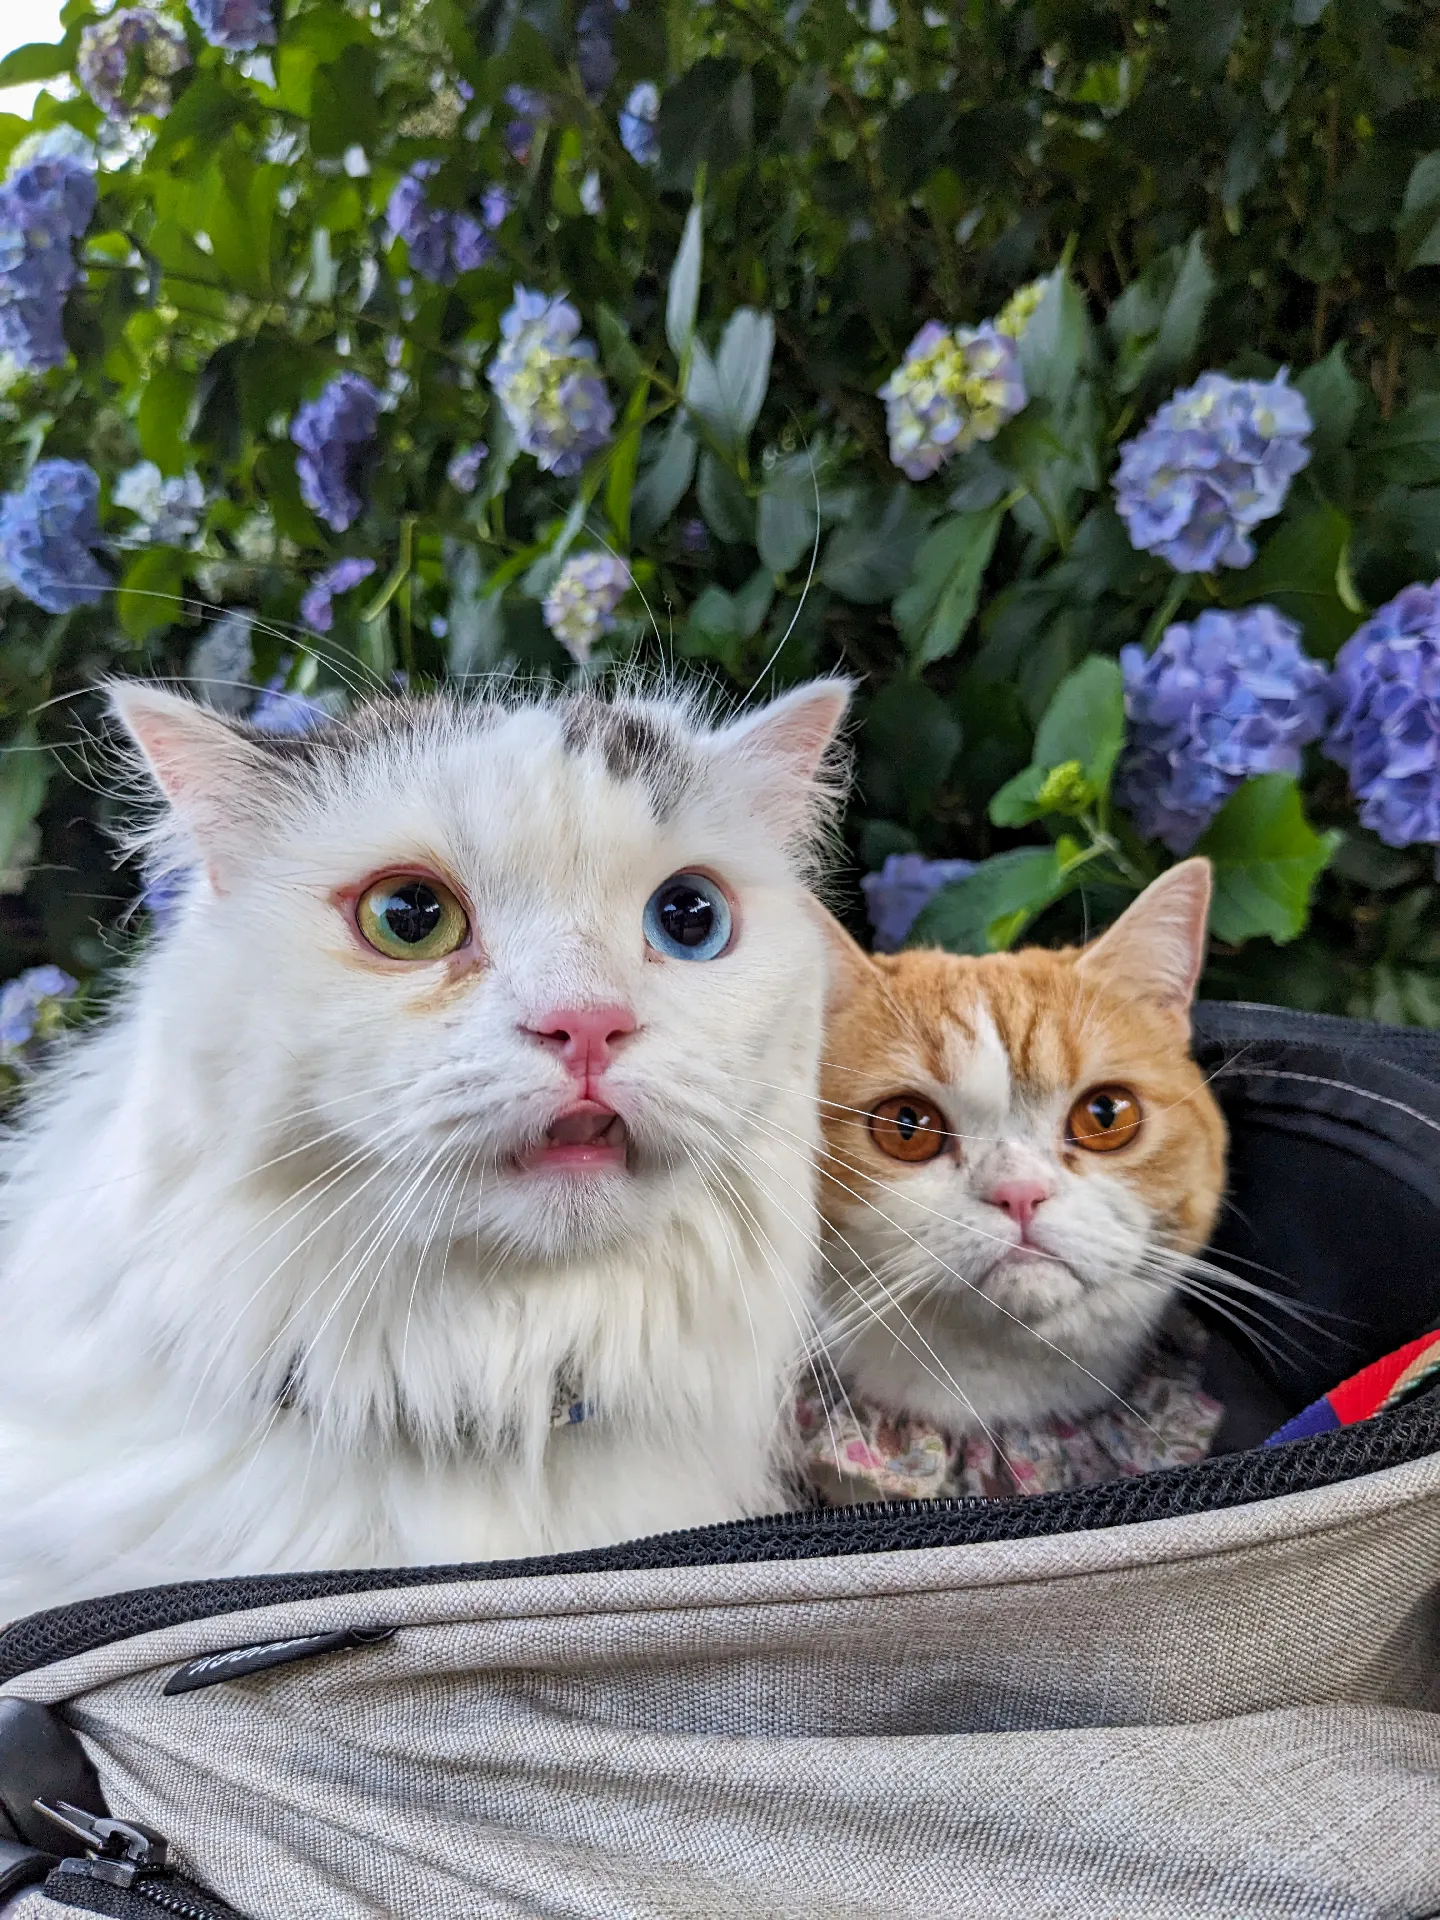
[0,1000,1435,1919]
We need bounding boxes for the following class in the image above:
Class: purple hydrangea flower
[678,516,709,556]
[1114,371,1312,574]
[113,462,205,546]
[618,81,659,166]
[1326,581,1440,849]
[249,681,330,733]
[0,150,96,373]
[878,321,1026,481]
[78,9,190,119]
[385,164,504,285]
[0,965,77,1056]
[576,1,618,99]
[186,0,274,52]
[488,287,615,478]
[542,551,630,663]
[291,374,380,534]
[446,443,488,493]
[861,854,978,953]
[504,86,547,164]
[0,459,109,613]
[299,556,377,634]
[1115,606,1329,853]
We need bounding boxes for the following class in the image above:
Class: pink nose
[525,1005,636,1085]
[988,1179,1051,1231]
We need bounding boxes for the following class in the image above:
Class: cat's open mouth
[519,1103,631,1174]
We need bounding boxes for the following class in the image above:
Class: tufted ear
[109,682,278,891]
[810,899,877,1014]
[1075,858,1212,1012]
[711,679,853,839]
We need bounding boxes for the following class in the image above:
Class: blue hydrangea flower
[186,0,274,52]
[1326,581,1440,849]
[618,81,660,165]
[299,556,377,634]
[504,86,547,164]
[1115,607,1329,853]
[291,374,380,534]
[861,854,978,953]
[385,165,506,286]
[78,9,189,119]
[113,462,205,546]
[249,681,330,733]
[878,321,1026,481]
[488,287,615,479]
[678,516,709,556]
[542,551,630,663]
[1114,371,1312,574]
[0,459,109,613]
[576,0,618,99]
[0,149,97,373]
[0,965,77,1057]
[446,443,488,493]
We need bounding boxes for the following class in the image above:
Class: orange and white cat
[816,861,1227,1433]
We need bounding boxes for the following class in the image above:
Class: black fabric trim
[0,1387,1435,1687]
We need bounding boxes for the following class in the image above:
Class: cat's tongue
[527,1104,629,1172]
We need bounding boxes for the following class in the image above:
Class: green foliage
[5,0,1440,1024]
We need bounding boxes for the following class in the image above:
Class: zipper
[33,1801,242,1920]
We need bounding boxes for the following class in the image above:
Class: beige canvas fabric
[5,1454,1440,1918]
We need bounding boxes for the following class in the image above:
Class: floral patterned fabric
[797,1309,1223,1504]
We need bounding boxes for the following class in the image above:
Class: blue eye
[643,872,732,961]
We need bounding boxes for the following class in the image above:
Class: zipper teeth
[133,1880,233,1920]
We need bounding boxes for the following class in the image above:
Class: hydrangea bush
[7,0,1440,1026]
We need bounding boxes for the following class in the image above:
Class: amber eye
[356,874,469,961]
[868,1093,948,1164]
[1067,1085,1142,1153]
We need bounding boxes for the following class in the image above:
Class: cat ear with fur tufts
[812,901,876,1014]
[109,682,277,892]
[1075,858,1212,1012]
[710,679,853,839]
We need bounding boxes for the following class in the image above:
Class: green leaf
[1017,269,1091,414]
[631,413,696,539]
[819,486,932,602]
[0,728,48,878]
[756,453,819,575]
[136,367,197,477]
[117,548,186,642]
[987,764,1051,828]
[445,543,505,678]
[1148,232,1214,387]
[0,41,69,86]
[863,680,961,817]
[1397,152,1440,269]
[1111,234,1214,394]
[666,203,703,362]
[696,451,754,545]
[148,76,251,171]
[1236,503,1363,657]
[1295,344,1360,458]
[892,506,1004,666]
[908,848,1071,954]
[1032,655,1125,791]
[605,376,651,549]
[684,308,774,451]
[657,58,753,189]
[1197,774,1337,944]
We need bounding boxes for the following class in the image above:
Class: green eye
[356,875,469,961]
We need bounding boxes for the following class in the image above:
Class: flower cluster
[0,145,96,373]
[113,462,205,546]
[291,375,380,534]
[503,86,547,164]
[385,164,509,286]
[542,551,630,663]
[861,853,978,953]
[249,680,331,733]
[995,277,1046,340]
[1326,582,1440,850]
[299,556,377,634]
[618,81,659,165]
[879,321,1026,481]
[576,1,618,99]
[488,287,615,479]
[0,965,76,1064]
[1115,607,1329,853]
[446,444,487,494]
[78,9,190,120]
[186,0,274,52]
[1114,371,1312,574]
[0,459,109,613]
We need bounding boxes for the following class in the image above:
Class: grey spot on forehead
[559,695,694,816]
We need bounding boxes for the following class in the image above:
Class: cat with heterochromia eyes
[816,861,1227,1434]
[0,677,848,1614]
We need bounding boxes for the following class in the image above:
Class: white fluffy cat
[0,677,848,1616]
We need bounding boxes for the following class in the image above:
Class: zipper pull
[33,1798,170,1888]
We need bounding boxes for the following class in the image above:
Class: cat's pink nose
[525,1005,636,1084]
[988,1179,1051,1231]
